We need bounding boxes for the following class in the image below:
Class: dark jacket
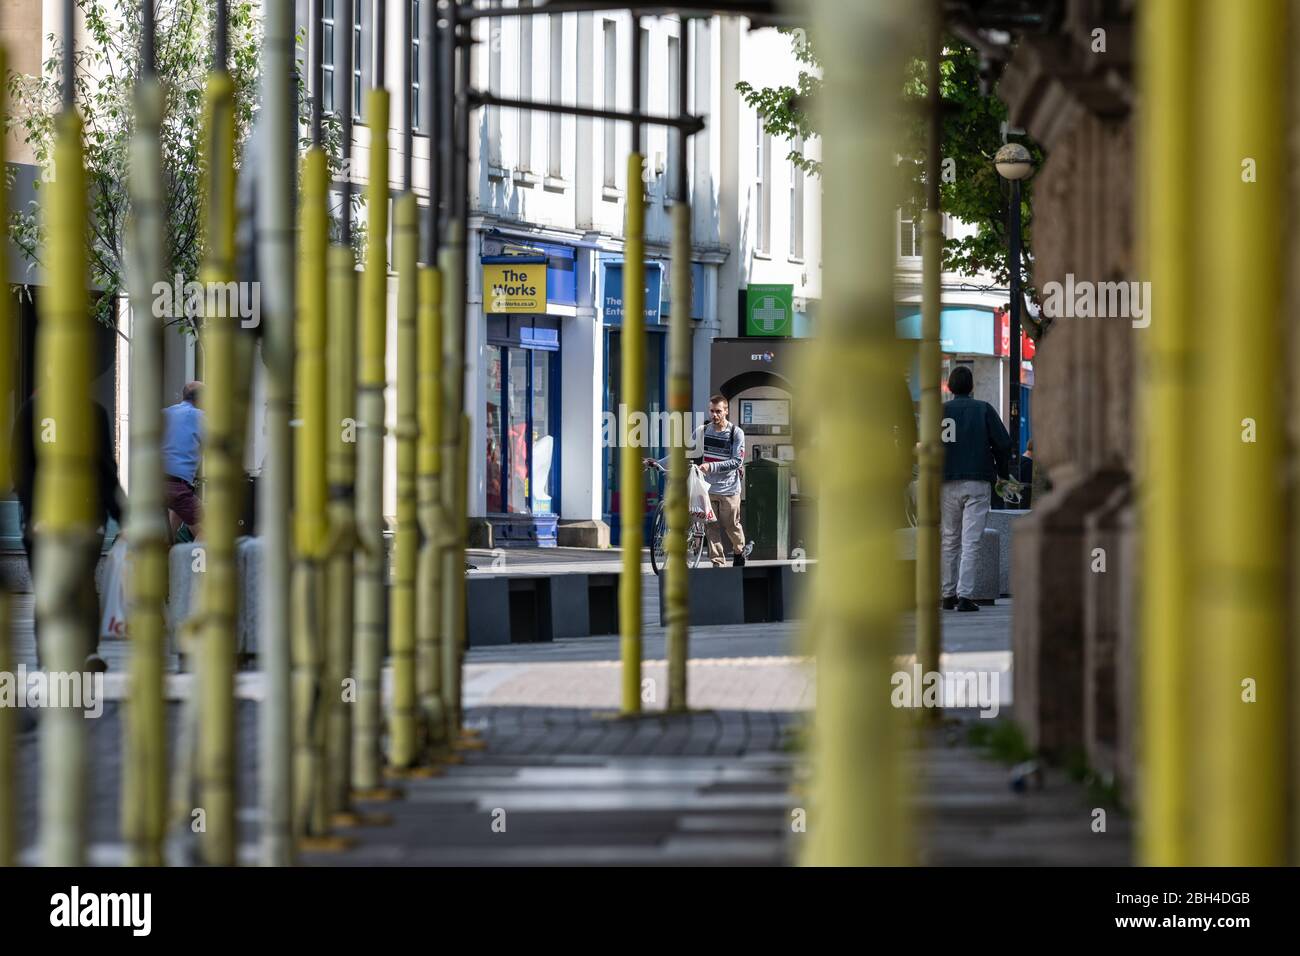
[1018,455,1033,508]
[11,393,125,534]
[941,395,1012,484]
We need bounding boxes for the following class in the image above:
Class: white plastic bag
[688,465,716,523]
[99,536,129,642]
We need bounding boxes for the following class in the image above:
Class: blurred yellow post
[37,106,97,867]
[196,69,239,867]
[665,202,690,712]
[1136,0,1196,867]
[914,0,943,700]
[0,46,15,869]
[619,152,646,716]
[802,0,913,866]
[389,193,420,769]
[438,223,466,740]
[326,242,359,817]
[293,147,331,838]
[123,69,170,868]
[417,265,447,754]
[1189,0,1288,865]
[354,86,390,794]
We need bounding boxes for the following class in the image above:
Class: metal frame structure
[2,0,959,869]
[437,0,724,718]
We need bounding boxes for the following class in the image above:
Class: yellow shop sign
[483,259,547,313]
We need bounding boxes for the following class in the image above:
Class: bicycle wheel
[687,520,707,568]
[650,506,668,575]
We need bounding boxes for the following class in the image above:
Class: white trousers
[941,479,991,599]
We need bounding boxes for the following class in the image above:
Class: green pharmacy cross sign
[746,283,794,336]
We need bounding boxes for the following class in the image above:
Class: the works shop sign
[483,255,547,314]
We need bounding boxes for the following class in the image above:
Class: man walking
[645,394,747,566]
[940,366,1012,611]
[161,381,205,540]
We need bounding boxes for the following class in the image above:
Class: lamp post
[994,142,1033,489]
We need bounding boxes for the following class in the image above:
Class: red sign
[997,308,1036,360]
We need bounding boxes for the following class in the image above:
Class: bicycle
[644,460,709,575]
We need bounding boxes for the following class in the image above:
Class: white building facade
[404,8,821,545]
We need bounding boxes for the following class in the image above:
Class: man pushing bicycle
[644,394,748,567]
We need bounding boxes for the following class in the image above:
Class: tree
[6,0,361,334]
[738,30,1048,338]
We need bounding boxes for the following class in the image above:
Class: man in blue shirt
[161,381,205,539]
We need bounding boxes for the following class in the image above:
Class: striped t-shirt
[696,422,745,496]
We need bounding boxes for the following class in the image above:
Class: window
[755,117,771,254]
[666,34,679,200]
[410,0,421,131]
[638,25,649,112]
[602,20,617,188]
[547,14,563,177]
[518,2,533,170]
[638,26,650,193]
[789,135,804,259]
[488,0,502,167]
[353,0,364,119]
[484,326,561,517]
[321,0,335,114]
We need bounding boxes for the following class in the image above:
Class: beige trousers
[707,493,745,565]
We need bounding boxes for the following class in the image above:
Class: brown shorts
[164,476,202,528]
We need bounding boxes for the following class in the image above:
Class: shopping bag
[688,465,716,523]
[99,536,129,641]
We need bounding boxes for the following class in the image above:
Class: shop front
[479,235,576,547]
[895,305,1006,421]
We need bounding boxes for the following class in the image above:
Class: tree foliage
[737,29,1047,334]
[6,0,361,334]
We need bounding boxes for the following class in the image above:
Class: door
[603,329,666,545]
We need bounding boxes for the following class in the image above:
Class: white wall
[732,24,823,332]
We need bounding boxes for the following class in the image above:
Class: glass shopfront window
[485,317,560,517]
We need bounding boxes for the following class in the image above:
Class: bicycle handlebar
[645,460,705,475]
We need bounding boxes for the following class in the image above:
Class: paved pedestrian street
[9,551,1128,865]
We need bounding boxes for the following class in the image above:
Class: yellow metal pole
[620,152,646,716]
[0,45,14,869]
[389,193,420,769]
[454,413,470,734]
[354,86,390,794]
[1136,0,1196,867]
[417,264,447,753]
[293,147,331,837]
[37,107,97,867]
[326,243,359,818]
[914,1,942,699]
[438,223,465,740]
[123,71,170,868]
[1189,0,1288,865]
[665,201,690,712]
[196,67,239,866]
[802,0,912,866]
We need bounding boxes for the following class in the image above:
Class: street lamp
[994,142,1034,500]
